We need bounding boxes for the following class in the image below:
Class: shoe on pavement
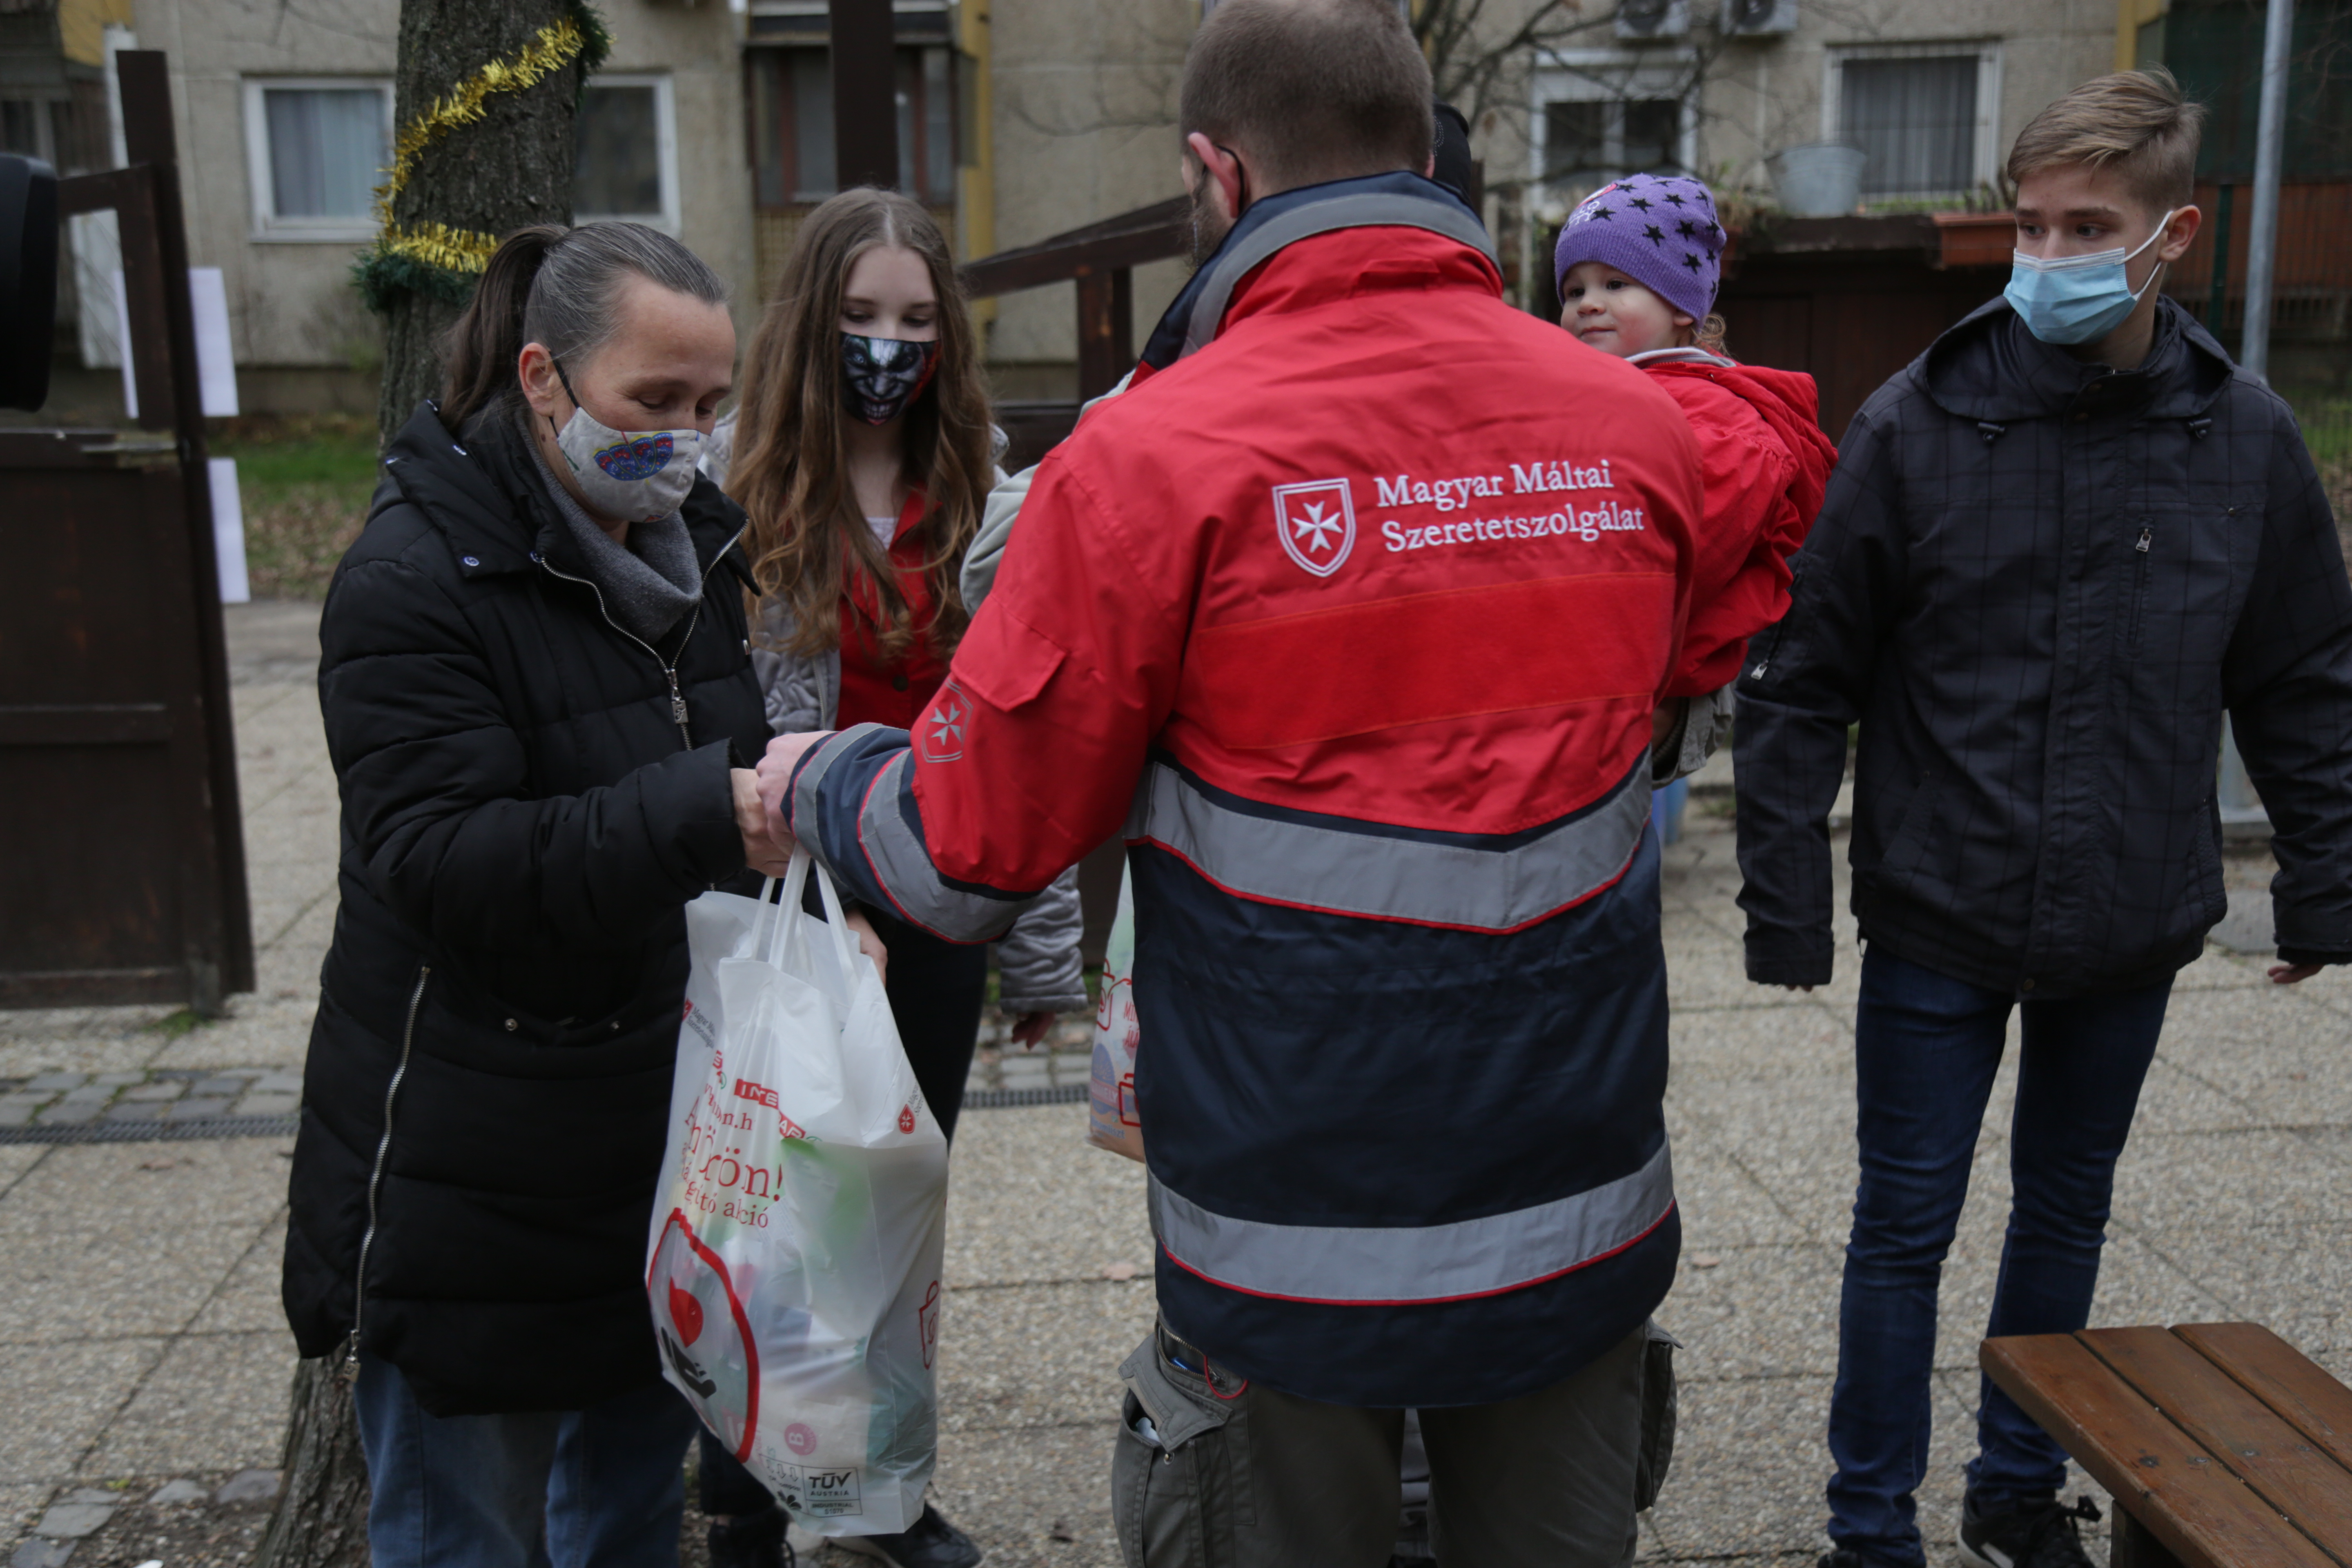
[1957,1493,2102,1568]
[1817,1552,1878,1568]
[833,1504,984,1568]
[707,1507,795,1568]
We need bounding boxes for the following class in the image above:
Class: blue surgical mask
[2004,211,2176,346]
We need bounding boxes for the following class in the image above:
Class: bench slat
[2080,1327,2352,1563]
[2177,1323,2352,1477]
[1983,1334,2339,1568]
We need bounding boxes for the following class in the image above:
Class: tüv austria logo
[1271,478,1356,577]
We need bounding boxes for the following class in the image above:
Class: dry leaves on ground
[243,490,368,600]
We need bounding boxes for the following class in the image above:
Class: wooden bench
[1982,1324,2352,1568]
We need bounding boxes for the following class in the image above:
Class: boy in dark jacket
[1734,68,2352,1568]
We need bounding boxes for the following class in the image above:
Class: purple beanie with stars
[1553,172,1726,324]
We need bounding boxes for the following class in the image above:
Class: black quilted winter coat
[281,401,770,1415]
[1736,298,2352,997]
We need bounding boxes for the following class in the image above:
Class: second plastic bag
[648,850,948,1537]
[1087,864,1144,1162]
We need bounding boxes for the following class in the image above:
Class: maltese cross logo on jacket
[1271,478,1356,577]
[919,681,967,762]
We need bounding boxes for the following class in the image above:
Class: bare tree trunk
[373,0,589,447]
[259,10,592,1568]
[255,1361,373,1568]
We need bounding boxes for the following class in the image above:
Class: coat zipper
[535,528,743,753]
[342,962,430,1381]
[2127,524,2153,657]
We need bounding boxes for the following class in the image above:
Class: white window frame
[242,76,394,243]
[1530,49,1700,202]
[576,72,681,233]
[1821,41,2004,201]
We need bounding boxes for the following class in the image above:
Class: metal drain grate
[961,1084,1089,1110]
[0,1086,1083,1144]
[0,1115,301,1146]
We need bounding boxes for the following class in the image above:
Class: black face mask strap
[543,354,583,443]
[1214,143,1252,217]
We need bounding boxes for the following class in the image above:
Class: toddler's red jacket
[1635,350,1838,697]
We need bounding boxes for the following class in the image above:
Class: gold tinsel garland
[370,16,590,277]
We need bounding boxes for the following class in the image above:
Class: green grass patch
[211,414,382,599]
[2285,390,2352,470]
[145,1008,210,1038]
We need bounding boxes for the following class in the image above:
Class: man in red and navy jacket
[760,2,1704,1557]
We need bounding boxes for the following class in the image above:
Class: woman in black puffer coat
[280,223,823,1568]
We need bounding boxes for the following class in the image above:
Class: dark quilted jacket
[1735,297,2352,996]
[281,401,770,1415]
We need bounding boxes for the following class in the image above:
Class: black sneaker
[834,1504,984,1568]
[708,1507,795,1568]
[1957,1494,2102,1568]
[1818,1552,1876,1568]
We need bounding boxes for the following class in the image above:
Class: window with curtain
[262,87,387,220]
[1839,56,1979,196]
[576,81,667,220]
[745,46,960,208]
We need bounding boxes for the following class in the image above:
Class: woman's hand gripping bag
[1087,864,1144,1161]
[650,851,949,1537]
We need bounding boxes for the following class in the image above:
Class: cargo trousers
[1112,1317,1678,1568]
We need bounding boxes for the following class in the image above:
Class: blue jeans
[1825,948,2169,1566]
[354,1352,700,1568]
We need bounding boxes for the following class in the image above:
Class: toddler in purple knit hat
[1552,172,1728,357]
[1548,170,1839,778]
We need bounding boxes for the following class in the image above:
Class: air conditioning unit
[1722,0,1797,35]
[1616,0,1690,40]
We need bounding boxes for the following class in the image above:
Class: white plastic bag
[1087,864,1144,1162]
[649,850,948,1537]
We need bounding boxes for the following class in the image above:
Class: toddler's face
[1560,263,1692,358]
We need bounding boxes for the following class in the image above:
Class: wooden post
[830,0,898,190]
[116,50,252,1009]
[1075,267,1132,400]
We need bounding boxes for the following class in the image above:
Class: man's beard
[1187,178,1234,271]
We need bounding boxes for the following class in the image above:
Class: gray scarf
[525,419,703,645]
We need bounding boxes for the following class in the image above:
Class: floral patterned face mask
[841,334,940,425]
[546,356,706,522]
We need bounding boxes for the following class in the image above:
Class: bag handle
[807,849,864,977]
[761,851,811,969]
[750,873,782,961]
[756,848,863,979]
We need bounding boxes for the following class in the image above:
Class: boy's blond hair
[2006,67,2206,214]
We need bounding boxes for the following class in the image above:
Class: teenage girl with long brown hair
[696,188,1084,1568]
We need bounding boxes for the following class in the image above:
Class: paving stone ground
[5,599,2348,1568]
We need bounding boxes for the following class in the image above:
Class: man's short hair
[2006,67,2206,213]
[1180,0,1434,193]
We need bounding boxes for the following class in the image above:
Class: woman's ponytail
[439,224,569,432]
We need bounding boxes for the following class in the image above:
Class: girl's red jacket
[1642,358,1839,697]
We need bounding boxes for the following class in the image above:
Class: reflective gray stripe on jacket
[1148,1141,1675,1304]
[1124,757,1653,932]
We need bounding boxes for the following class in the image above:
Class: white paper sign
[113,267,239,419]
[209,457,249,604]
[190,269,238,417]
